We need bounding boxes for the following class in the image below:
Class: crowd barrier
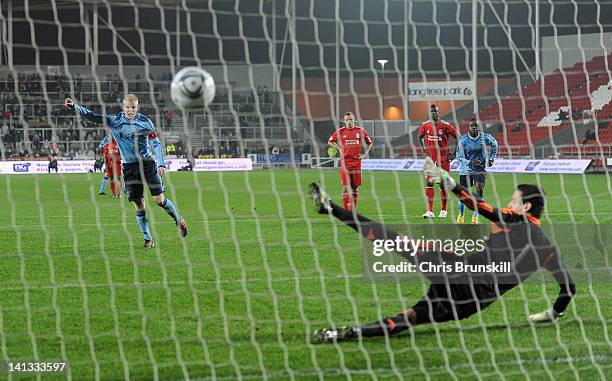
[0,158,252,174]
[360,158,593,174]
[0,158,594,175]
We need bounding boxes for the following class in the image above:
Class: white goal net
[0,0,610,379]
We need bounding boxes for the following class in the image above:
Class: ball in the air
[170,67,216,109]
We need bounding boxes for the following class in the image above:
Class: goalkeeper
[309,157,576,343]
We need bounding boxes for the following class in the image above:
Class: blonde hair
[123,94,139,105]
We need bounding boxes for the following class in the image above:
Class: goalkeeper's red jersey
[328,126,372,169]
[418,119,458,162]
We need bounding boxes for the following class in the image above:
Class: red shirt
[418,119,458,161]
[103,139,121,164]
[328,126,372,168]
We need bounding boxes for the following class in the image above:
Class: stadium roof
[2,0,612,75]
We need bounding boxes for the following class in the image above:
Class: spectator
[31,133,41,151]
[582,129,595,144]
[556,109,569,121]
[178,158,194,171]
[166,110,174,128]
[166,143,176,156]
[48,155,58,173]
[175,141,184,156]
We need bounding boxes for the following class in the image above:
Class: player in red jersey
[103,136,123,198]
[418,104,460,218]
[328,111,373,211]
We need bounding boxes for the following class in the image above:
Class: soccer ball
[170,67,216,109]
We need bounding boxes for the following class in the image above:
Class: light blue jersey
[73,104,165,167]
[456,132,498,175]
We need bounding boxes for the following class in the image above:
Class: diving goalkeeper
[309,157,576,343]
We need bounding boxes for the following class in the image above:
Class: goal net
[0,0,610,379]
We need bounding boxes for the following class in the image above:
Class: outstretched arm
[65,98,114,126]
[529,251,576,323]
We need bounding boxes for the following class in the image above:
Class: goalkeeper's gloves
[528,308,563,323]
[423,156,456,189]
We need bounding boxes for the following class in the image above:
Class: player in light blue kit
[65,94,188,248]
[455,119,498,224]
[98,134,110,195]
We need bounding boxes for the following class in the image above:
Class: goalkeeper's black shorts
[410,283,497,324]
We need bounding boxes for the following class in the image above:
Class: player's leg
[133,199,154,248]
[313,288,446,343]
[438,162,450,217]
[145,160,188,237]
[314,284,485,343]
[340,166,351,210]
[341,185,351,210]
[114,176,122,197]
[349,170,361,210]
[313,309,417,343]
[350,185,359,209]
[99,176,109,195]
[109,176,117,197]
[124,163,153,247]
[423,177,436,218]
[472,177,486,224]
[152,193,188,238]
[456,175,467,223]
[423,155,438,218]
[438,182,448,218]
[112,163,122,197]
[119,163,126,195]
[109,164,116,197]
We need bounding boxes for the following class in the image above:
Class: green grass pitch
[0,169,611,380]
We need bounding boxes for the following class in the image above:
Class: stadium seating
[471,54,611,134]
[398,54,612,159]
[0,72,296,160]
